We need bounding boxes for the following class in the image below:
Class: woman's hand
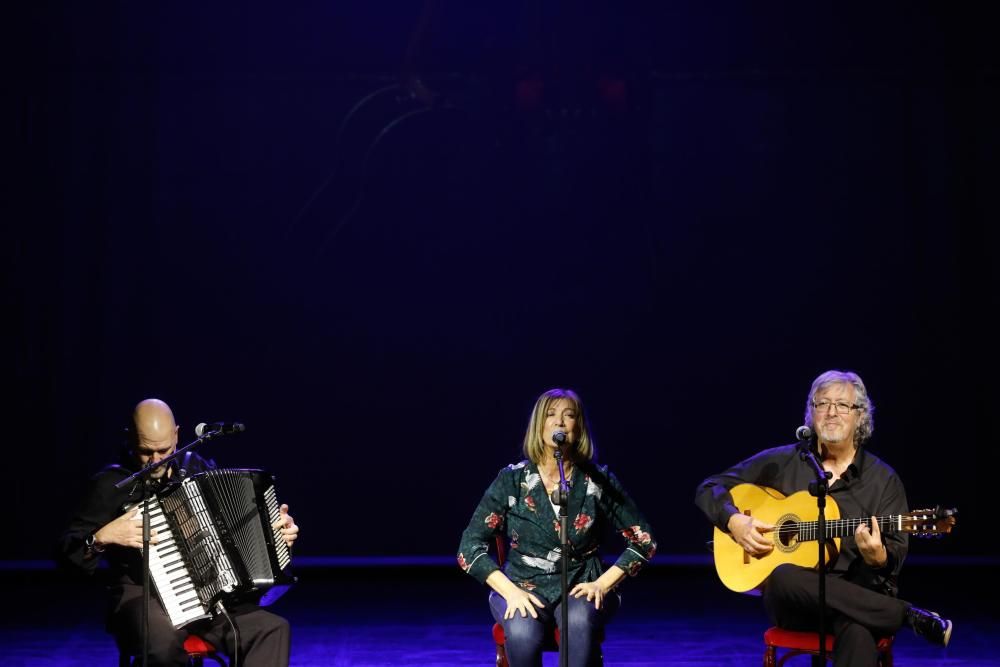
[503,587,546,619]
[571,581,608,609]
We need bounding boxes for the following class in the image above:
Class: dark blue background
[10,3,997,562]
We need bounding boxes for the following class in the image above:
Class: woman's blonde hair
[522,388,596,464]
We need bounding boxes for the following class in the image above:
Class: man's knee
[233,608,292,656]
[259,611,290,638]
[766,564,809,598]
[111,612,185,665]
[837,621,876,650]
[148,636,187,667]
[834,621,878,665]
[114,630,185,667]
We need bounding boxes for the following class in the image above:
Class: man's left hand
[273,504,299,548]
[855,515,887,568]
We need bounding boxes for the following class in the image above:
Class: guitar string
[787,515,942,540]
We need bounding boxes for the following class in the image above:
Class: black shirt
[695,443,908,595]
[57,450,215,586]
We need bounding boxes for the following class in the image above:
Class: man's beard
[817,423,851,443]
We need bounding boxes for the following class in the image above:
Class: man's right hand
[727,512,774,557]
[93,507,159,549]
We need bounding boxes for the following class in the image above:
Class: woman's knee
[503,615,547,648]
[565,597,601,633]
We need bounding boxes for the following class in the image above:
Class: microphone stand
[549,447,570,667]
[796,432,832,665]
[114,429,223,667]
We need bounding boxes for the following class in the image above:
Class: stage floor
[3,561,995,666]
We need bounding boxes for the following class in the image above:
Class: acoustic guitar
[713,484,956,594]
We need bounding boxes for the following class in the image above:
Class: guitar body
[713,484,841,594]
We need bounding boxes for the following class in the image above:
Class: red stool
[119,634,226,666]
[764,626,893,666]
[182,635,227,667]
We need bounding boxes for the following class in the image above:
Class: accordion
[132,468,295,628]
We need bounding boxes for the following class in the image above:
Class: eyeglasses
[812,400,861,415]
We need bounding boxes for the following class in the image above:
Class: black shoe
[907,606,953,647]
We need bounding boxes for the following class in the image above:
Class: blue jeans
[490,589,619,667]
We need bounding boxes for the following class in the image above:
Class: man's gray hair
[804,370,875,444]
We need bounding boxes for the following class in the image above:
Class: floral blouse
[457,459,656,605]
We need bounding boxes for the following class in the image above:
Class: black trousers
[762,564,909,667]
[109,584,291,667]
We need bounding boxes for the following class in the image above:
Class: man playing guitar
[695,370,953,667]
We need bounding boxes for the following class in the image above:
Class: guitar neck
[796,515,902,541]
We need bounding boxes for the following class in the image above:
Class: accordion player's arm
[58,472,157,572]
[274,503,299,548]
[94,506,161,549]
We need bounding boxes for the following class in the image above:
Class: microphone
[795,425,813,441]
[550,431,569,495]
[195,422,246,437]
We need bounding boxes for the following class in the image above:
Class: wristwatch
[84,533,106,555]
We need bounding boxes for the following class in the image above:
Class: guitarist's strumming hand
[855,515,888,568]
[727,512,775,557]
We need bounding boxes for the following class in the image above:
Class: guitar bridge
[743,509,751,565]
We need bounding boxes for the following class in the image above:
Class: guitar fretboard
[783,515,903,541]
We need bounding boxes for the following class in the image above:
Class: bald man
[58,398,299,666]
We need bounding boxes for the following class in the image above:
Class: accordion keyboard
[133,497,212,628]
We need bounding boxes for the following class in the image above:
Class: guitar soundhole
[774,516,800,552]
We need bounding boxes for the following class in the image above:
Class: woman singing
[458,388,656,667]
